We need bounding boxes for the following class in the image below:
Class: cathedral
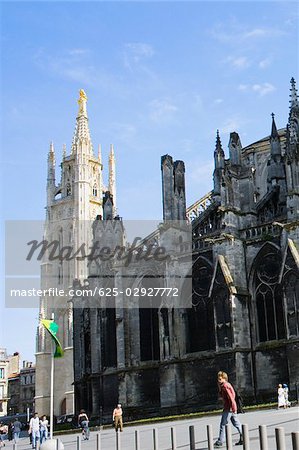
[37,80,299,420]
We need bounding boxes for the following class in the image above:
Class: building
[72,78,299,420]
[19,362,36,415]
[7,361,36,416]
[0,349,20,416]
[7,373,20,415]
[35,90,116,416]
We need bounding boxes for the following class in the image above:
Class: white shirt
[29,417,40,432]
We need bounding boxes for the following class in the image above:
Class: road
[4,407,299,450]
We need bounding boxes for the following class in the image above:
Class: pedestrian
[12,418,22,444]
[112,404,123,432]
[40,415,49,444]
[7,423,13,442]
[0,423,8,448]
[283,384,290,407]
[29,412,40,449]
[214,371,243,447]
[78,409,90,440]
[278,384,286,409]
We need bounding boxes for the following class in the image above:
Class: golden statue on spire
[78,89,88,115]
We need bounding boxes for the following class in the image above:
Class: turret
[174,160,186,220]
[103,191,114,220]
[270,113,282,157]
[228,132,242,166]
[213,130,225,197]
[47,142,56,205]
[71,89,93,157]
[161,155,186,221]
[108,144,116,214]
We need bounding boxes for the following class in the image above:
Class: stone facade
[0,349,20,417]
[72,78,299,421]
[36,90,116,416]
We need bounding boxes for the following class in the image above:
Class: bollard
[135,430,140,450]
[225,424,233,450]
[171,426,177,450]
[275,427,286,450]
[13,445,17,450]
[292,432,299,450]
[153,428,159,450]
[116,430,121,450]
[97,433,101,450]
[207,424,213,450]
[259,425,268,450]
[189,425,195,450]
[77,435,81,450]
[242,424,250,450]
[57,438,60,450]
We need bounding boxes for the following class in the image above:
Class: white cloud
[238,82,276,96]
[149,99,178,123]
[220,118,241,135]
[226,56,250,69]
[259,57,272,69]
[123,42,154,70]
[210,24,286,44]
[214,98,224,104]
[252,83,276,96]
[238,84,249,91]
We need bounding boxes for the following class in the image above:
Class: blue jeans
[40,429,48,443]
[218,410,242,443]
[31,430,40,448]
[13,432,20,443]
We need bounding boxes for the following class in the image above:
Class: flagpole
[50,312,55,440]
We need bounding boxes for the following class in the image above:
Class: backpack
[231,384,245,414]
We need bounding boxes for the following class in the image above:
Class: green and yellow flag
[41,319,64,358]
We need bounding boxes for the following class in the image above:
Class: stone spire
[62,143,67,159]
[98,144,102,163]
[71,89,93,155]
[213,130,225,197]
[270,113,282,156]
[214,130,225,169]
[290,77,299,110]
[47,142,55,179]
[288,78,299,145]
[47,142,56,205]
[108,144,116,213]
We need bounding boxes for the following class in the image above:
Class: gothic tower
[35,90,116,416]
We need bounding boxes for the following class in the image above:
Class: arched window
[93,184,98,197]
[186,258,215,352]
[66,183,72,196]
[253,245,285,342]
[282,248,299,337]
[139,275,160,361]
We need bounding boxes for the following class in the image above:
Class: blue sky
[1,1,298,362]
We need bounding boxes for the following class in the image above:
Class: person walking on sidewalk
[29,412,40,449]
[214,371,243,447]
[78,409,90,440]
[12,418,22,444]
[112,404,123,432]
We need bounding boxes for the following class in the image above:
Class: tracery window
[214,281,232,348]
[253,245,285,342]
[139,276,160,361]
[66,183,72,196]
[186,258,215,352]
[282,249,299,337]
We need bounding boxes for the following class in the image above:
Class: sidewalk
[3,407,299,450]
